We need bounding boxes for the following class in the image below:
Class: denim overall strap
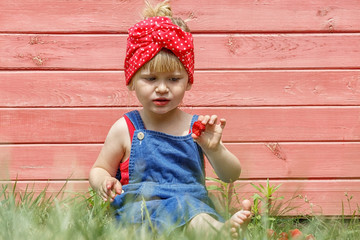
[190,112,199,128]
[124,110,146,130]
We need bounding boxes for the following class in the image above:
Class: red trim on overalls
[119,115,134,186]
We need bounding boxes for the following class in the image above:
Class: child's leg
[185,199,251,239]
[185,212,223,238]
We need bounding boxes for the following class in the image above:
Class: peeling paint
[312,85,324,95]
[29,36,44,45]
[265,142,287,161]
[317,9,329,17]
[32,56,45,66]
[316,7,335,31]
[317,6,335,17]
[226,35,240,55]
[284,81,297,95]
[14,53,47,66]
[187,11,198,21]
[327,18,335,31]
[347,76,359,93]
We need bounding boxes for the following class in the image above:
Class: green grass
[1,182,359,240]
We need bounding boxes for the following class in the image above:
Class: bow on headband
[124,17,194,85]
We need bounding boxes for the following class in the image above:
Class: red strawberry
[290,229,303,239]
[192,121,206,136]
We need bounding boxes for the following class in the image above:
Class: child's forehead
[140,68,185,75]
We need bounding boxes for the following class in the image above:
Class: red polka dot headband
[124,16,194,85]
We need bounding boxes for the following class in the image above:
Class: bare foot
[227,199,252,239]
[186,200,252,239]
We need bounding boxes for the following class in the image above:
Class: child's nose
[155,81,169,93]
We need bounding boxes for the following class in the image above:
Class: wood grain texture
[1,70,360,107]
[2,143,360,181]
[1,179,359,216]
[208,142,360,179]
[0,34,123,70]
[1,107,359,143]
[0,71,135,107]
[0,144,100,181]
[1,34,360,70]
[1,0,359,33]
[222,179,360,216]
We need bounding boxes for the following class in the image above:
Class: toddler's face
[130,68,191,115]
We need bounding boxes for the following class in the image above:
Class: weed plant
[1,181,359,240]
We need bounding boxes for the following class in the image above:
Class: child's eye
[145,77,156,81]
[169,77,180,82]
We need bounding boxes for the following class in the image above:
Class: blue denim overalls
[111,110,222,234]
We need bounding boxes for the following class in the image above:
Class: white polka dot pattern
[124,17,194,85]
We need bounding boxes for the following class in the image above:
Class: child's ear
[186,82,192,91]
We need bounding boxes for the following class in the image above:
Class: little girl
[89,1,251,238]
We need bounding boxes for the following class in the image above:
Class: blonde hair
[129,1,191,87]
[143,0,190,32]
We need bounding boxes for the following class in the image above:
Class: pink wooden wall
[1,0,360,215]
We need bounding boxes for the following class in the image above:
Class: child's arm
[192,115,241,183]
[89,118,130,201]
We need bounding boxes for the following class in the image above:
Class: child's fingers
[101,178,115,201]
[103,182,112,200]
[198,115,221,126]
[102,180,110,193]
[219,118,226,129]
[99,190,108,201]
[199,115,218,127]
[108,180,117,198]
[114,181,123,195]
[105,178,123,201]
[99,185,109,201]
[209,115,218,125]
[201,115,211,125]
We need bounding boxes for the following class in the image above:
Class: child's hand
[192,115,226,151]
[100,177,123,202]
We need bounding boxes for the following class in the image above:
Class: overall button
[137,132,145,140]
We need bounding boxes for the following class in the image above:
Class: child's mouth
[153,98,170,106]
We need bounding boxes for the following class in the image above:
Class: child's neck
[139,108,192,136]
